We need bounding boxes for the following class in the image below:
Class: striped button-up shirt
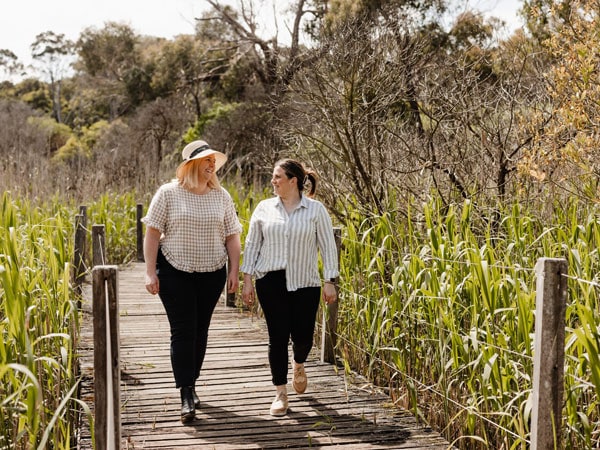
[241,195,339,291]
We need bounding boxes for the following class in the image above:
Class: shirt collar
[276,194,309,211]
[299,194,309,208]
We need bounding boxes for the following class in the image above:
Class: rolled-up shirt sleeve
[240,203,264,275]
[316,202,339,280]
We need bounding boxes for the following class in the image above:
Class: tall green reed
[0,191,83,449]
[5,182,597,449]
[336,195,600,449]
[87,191,141,265]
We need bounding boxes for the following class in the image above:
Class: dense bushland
[2,0,600,448]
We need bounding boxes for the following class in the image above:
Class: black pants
[255,270,321,386]
[157,249,226,388]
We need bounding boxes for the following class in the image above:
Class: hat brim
[185,149,227,172]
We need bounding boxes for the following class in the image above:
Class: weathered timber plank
[77,262,453,449]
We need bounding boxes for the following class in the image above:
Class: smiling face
[195,155,217,182]
[271,165,298,199]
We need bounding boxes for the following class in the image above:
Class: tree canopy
[0,0,596,210]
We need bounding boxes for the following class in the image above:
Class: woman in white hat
[142,139,242,424]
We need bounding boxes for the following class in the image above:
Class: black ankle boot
[180,386,195,423]
[192,388,200,409]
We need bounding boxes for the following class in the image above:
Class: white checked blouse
[142,181,242,273]
[240,195,339,291]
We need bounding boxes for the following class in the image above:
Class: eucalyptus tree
[204,0,318,100]
[0,49,24,81]
[151,32,244,121]
[30,31,73,123]
[317,0,446,32]
[74,22,143,119]
[198,0,329,173]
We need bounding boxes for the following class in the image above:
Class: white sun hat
[181,140,227,171]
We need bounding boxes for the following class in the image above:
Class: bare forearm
[143,227,161,295]
[226,234,241,272]
[144,227,160,275]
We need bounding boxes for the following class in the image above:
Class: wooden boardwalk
[78,262,451,449]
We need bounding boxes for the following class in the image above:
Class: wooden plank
[78,262,452,449]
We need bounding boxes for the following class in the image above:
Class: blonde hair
[176,158,221,190]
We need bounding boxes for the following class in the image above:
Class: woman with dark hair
[143,140,242,423]
[241,158,338,416]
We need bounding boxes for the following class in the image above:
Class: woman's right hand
[145,272,159,295]
[143,226,161,296]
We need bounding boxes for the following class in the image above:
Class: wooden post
[92,265,121,450]
[73,214,86,298]
[531,257,568,450]
[79,205,88,265]
[136,203,144,262]
[321,227,342,364]
[92,224,107,267]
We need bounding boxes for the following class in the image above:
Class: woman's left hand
[322,282,337,304]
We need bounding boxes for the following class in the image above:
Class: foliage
[322,0,447,33]
[336,194,600,449]
[20,86,52,113]
[0,190,148,448]
[2,1,600,448]
[521,0,600,201]
[286,14,546,219]
[52,120,109,162]
[27,116,72,155]
[521,0,573,43]
[0,192,84,449]
[73,22,143,118]
[52,135,89,161]
[86,192,141,265]
[182,101,241,145]
[75,22,139,80]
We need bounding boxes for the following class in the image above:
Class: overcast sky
[1,0,523,76]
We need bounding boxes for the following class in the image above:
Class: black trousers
[256,270,321,386]
[157,249,226,388]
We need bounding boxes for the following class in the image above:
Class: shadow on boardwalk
[78,262,452,449]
